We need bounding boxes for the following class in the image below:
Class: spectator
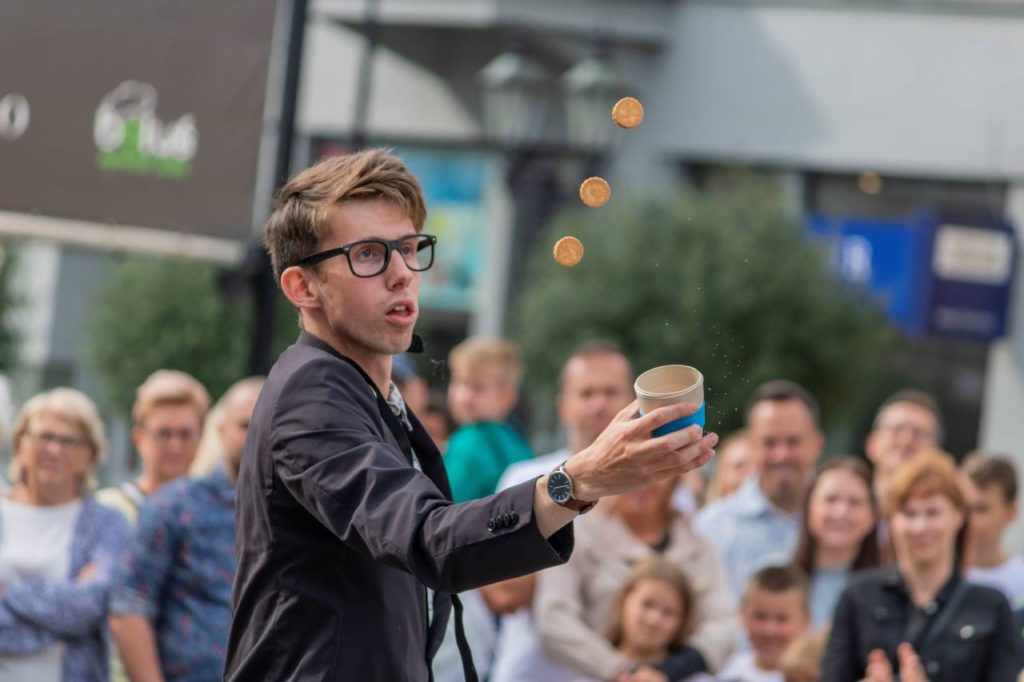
[718,566,810,682]
[536,473,737,680]
[97,370,210,522]
[0,388,131,681]
[420,390,457,452]
[704,430,754,504]
[823,451,1022,682]
[790,457,881,628]
[696,381,824,595]
[864,389,942,503]
[392,353,429,415]
[961,452,1024,609]
[778,628,827,682]
[109,377,263,682]
[487,341,635,682]
[443,337,533,502]
[604,558,712,682]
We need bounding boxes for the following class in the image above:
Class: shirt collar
[882,565,962,603]
[386,381,413,431]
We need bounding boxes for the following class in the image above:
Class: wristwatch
[546,461,596,514]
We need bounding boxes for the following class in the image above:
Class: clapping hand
[861,644,929,682]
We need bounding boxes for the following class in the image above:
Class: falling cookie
[553,236,584,267]
[579,177,611,208]
[612,97,644,129]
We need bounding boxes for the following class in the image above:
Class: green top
[443,421,535,503]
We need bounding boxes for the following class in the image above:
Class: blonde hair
[132,370,210,427]
[606,557,697,652]
[780,627,828,681]
[263,148,428,281]
[705,429,750,503]
[448,337,524,391]
[10,387,107,491]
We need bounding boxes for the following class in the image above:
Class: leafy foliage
[85,257,252,414]
[513,177,901,440]
[0,247,21,372]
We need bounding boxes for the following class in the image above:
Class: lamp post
[478,44,550,151]
[562,52,624,152]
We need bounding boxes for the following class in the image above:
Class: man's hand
[565,400,717,502]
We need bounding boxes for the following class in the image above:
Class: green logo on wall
[94,81,197,179]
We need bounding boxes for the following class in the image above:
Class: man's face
[747,399,823,511]
[963,479,1017,550]
[865,402,939,481]
[133,404,203,484]
[218,386,261,476]
[558,353,633,449]
[307,198,421,365]
[741,587,808,671]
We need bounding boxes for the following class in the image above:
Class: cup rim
[634,364,704,399]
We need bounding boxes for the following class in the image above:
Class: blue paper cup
[635,365,705,436]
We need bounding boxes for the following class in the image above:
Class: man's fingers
[632,400,700,433]
[613,399,641,424]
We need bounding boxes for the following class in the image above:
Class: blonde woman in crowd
[703,430,754,504]
[0,388,130,681]
[97,369,209,522]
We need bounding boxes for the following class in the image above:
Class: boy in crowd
[962,451,1024,609]
[718,566,811,682]
[443,337,533,502]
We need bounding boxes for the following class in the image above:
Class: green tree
[513,177,901,447]
[85,256,252,414]
[0,245,22,371]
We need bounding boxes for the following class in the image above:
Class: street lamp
[478,45,550,148]
[562,52,624,150]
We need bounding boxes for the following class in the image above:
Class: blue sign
[806,212,1017,342]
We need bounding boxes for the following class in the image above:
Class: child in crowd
[718,566,810,682]
[605,557,712,682]
[961,452,1024,609]
[778,628,827,682]
[443,337,533,502]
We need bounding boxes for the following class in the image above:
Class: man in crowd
[696,380,824,595]
[864,389,942,501]
[486,341,635,682]
[109,377,263,682]
[225,149,718,681]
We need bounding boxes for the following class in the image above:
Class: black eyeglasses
[294,234,437,278]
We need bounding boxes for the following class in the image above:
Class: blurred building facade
[7,0,1024,541]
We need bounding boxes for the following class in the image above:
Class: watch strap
[554,462,596,514]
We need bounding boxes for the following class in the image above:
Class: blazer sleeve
[533,552,629,679]
[270,358,573,594]
[821,583,863,682]
[3,504,131,639]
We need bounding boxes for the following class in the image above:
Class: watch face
[547,471,572,505]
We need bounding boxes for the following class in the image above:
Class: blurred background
[0,0,1021,540]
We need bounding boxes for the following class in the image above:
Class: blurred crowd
[0,335,1022,682]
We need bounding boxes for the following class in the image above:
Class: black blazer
[823,566,1022,682]
[225,333,573,681]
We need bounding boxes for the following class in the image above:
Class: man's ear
[280,266,322,312]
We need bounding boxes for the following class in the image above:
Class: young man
[696,380,825,596]
[719,566,811,682]
[864,389,942,502]
[109,377,263,682]
[961,451,1024,609]
[444,336,534,502]
[225,149,719,682]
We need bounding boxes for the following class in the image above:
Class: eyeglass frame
[293,234,438,278]
[25,429,91,451]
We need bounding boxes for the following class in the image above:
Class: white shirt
[966,555,1024,609]
[0,497,82,681]
[716,651,783,682]
[490,449,577,682]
